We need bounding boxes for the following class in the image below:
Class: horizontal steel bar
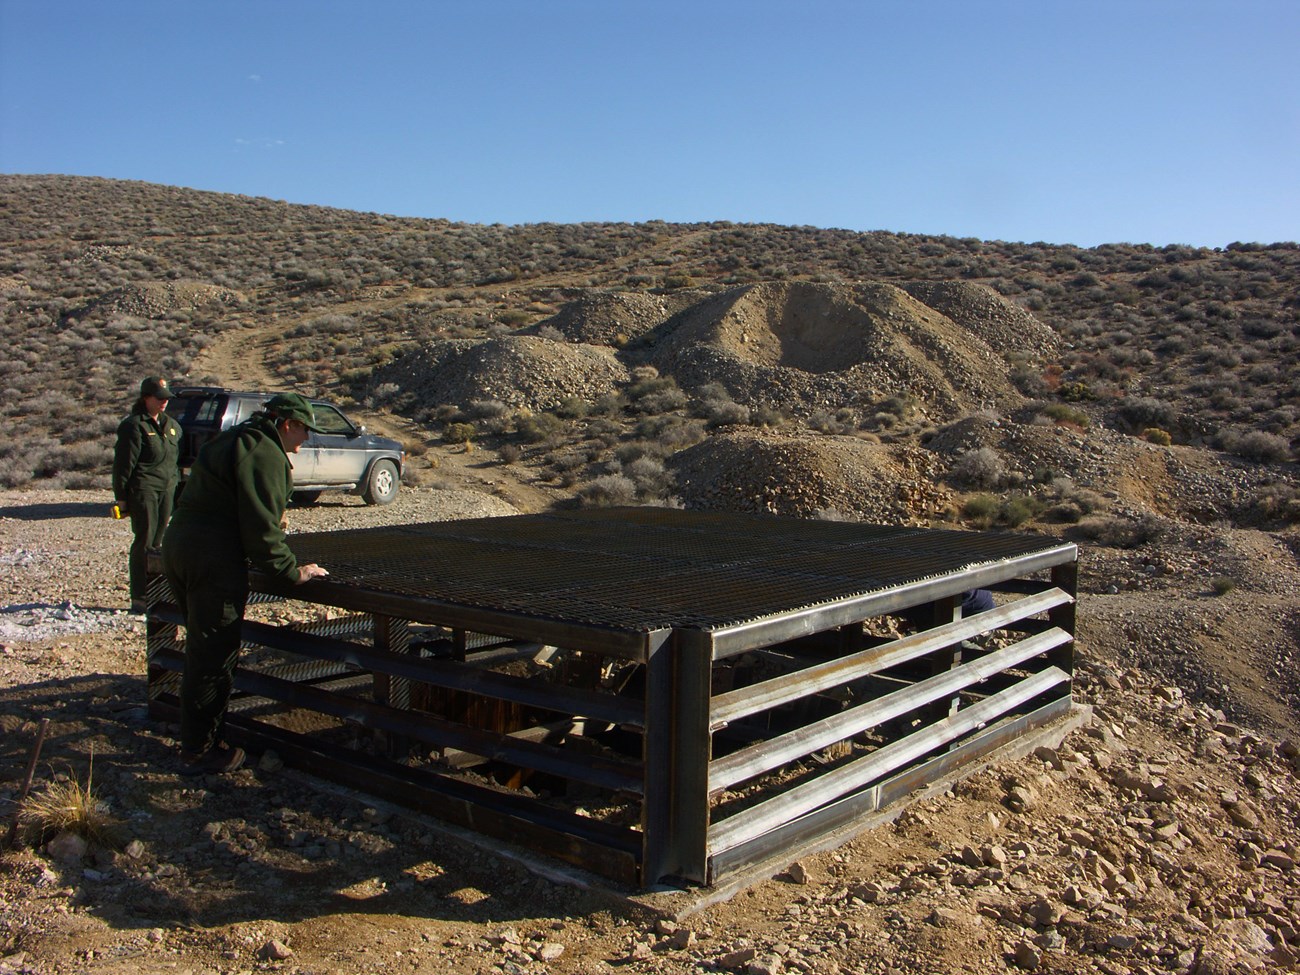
[710,587,1074,728]
[704,545,1077,658]
[148,697,643,882]
[708,667,1069,853]
[151,645,644,794]
[875,696,1074,808]
[241,617,645,729]
[706,696,1074,884]
[709,627,1072,793]
[153,606,645,729]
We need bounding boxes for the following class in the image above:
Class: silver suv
[166,387,406,505]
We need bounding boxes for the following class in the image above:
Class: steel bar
[151,607,643,728]
[710,588,1074,729]
[705,548,1076,661]
[709,628,1072,793]
[150,645,643,793]
[706,696,1075,881]
[147,697,643,882]
[708,668,1070,854]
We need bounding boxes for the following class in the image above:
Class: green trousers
[162,526,248,755]
[126,485,174,603]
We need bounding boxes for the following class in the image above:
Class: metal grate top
[286,507,1072,633]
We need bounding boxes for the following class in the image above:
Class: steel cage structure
[145,508,1078,888]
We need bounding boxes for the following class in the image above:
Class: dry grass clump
[17,760,121,849]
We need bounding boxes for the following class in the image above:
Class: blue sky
[1,0,1296,248]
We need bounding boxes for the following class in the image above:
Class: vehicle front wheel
[362,459,400,505]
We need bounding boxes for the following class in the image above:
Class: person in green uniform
[112,376,183,612]
[162,392,329,775]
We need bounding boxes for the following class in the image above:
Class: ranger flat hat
[263,392,322,431]
[140,377,173,399]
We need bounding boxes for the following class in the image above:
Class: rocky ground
[1,480,1298,975]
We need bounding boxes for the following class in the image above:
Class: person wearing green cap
[113,377,183,611]
[162,391,329,775]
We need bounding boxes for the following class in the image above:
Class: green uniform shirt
[112,405,182,502]
[165,413,300,584]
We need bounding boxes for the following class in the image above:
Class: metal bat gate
[146,507,1079,889]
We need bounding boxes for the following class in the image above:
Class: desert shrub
[621,456,672,499]
[1223,429,1290,463]
[467,399,509,420]
[962,494,998,526]
[1039,403,1090,428]
[577,473,637,507]
[553,396,589,419]
[808,411,855,435]
[1044,501,1085,523]
[517,412,567,444]
[1068,513,1164,548]
[1142,428,1173,446]
[443,422,476,445]
[18,758,120,849]
[1113,396,1177,434]
[1250,483,1300,523]
[1058,381,1094,403]
[1210,575,1236,596]
[498,309,531,327]
[949,447,1005,489]
[704,400,751,427]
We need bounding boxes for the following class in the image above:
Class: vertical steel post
[372,613,412,757]
[1048,560,1078,683]
[922,595,962,721]
[641,628,711,885]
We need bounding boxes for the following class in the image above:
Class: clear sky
[1,0,1296,248]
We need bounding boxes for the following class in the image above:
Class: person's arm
[111,417,140,503]
[232,437,300,584]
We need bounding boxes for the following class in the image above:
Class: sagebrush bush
[1224,429,1290,463]
[949,447,1005,490]
[577,474,637,507]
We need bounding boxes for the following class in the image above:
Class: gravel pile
[374,335,628,413]
[669,429,953,522]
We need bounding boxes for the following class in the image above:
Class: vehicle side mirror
[354,425,366,435]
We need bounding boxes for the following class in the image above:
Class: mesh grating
[287,508,1070,632]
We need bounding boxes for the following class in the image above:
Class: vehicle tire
[292,490,322,507]
[362,459,399,505]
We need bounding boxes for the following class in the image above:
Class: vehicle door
[301,402,365,486]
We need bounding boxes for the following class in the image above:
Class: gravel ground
[2,487,1299,975]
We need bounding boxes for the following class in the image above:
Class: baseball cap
[263,392,322,431]
[140,377,173,399]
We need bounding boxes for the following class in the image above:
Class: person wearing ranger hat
[112,376,182,611]
[161,390,329,775]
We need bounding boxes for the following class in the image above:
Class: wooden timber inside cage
[144,507,1079,889]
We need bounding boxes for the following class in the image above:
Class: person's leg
[164,539,249,757]
[129,487,173,605]
[177,580,247,755]
[126,493,152,604]
[960,589,995,616]
[151,486,174,548]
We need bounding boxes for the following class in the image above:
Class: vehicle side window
[311,404,355,436]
